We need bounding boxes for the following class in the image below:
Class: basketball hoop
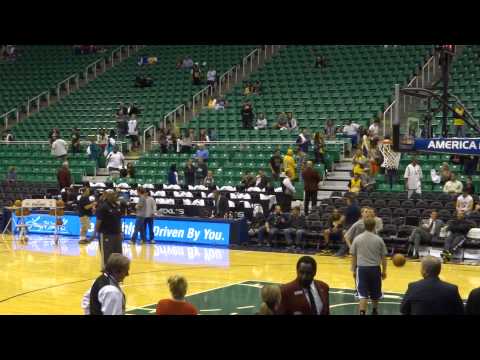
[379,141,401,170]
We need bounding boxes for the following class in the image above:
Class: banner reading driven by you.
[11,214,230,246]
[414,138,480,155]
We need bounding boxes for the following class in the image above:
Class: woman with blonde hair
[258,285,281,315]
[156,275,198,315]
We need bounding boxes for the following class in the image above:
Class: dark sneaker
[78,239,89,245]
[371,308,379,315]
[130,240,136,245]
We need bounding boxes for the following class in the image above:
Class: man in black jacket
[466,287,480,315]
[241,102,254,129]
[400,256,464,315]
[212,190,229,218]
[442,211,475,261]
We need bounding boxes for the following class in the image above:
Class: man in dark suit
[212,190,229,218]
[408,210,444,259]
[400,256,464,315]
[466,287,480,315]
[278,256,330,315]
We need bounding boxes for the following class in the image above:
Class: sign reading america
[414,138,480,155]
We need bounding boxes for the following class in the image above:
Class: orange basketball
[392,253,406,267]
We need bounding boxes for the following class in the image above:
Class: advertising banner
[11,213,230,246]
[414,138,480,155]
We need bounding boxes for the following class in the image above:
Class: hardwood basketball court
[0,234,479,315]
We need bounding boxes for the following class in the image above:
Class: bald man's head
[421,256,442,279]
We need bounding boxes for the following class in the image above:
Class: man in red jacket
[302,161,321,216]
[279,256,330,315]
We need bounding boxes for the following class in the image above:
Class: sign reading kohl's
[11,214,230,246]
[415,138,480,155]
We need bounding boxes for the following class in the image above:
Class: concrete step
[319,180,350,192]
[83,175,110,183]
[317,190,333,200]
[326,171,351,181]
[335,162,353,171]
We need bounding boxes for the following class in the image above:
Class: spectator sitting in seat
[407,211,444,259]
[443,173,463,194]
[194,144,209,162]
[178,131,193,153]
[442,211,475,262]
[253,80,262,95]
[284,206,307,250]
[168,164,179,185]
[275,112,288,130]
[244,81,254,96]
[323,209,344,252]
[215,97,227,110]
[192,63,202,85]
[257,205,289,247]
[241,172,256,190]
[440,163,453,184]
[207,96,217,109]
[3,129,14,142]
[256,169,270,189]
[86,137,101,167]
[126,162,135,178]
[296,128,310,154]
[314,54,327,69]
[71,128,81,154]
[241,102,254,129]
[249,205,266,240]
[134,75,153,88]
[206,68,217,88]
[287,112,298,130]
[324,119,336,139]
[456,189,474,215]
[254,113,268,130]
[199,128,210,143]
[464,176,475,195]
[203,170,215,188]
[6,166,16,183]
[348,173,363,193]
[181,56,194,69]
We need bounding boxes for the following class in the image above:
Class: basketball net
[379,142,401,170]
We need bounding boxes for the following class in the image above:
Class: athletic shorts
[356,266,382,301]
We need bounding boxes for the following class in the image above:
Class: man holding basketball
[350,218,388,315]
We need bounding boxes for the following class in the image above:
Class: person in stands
[195,158,208,185]
[283,148,297,181]
[269,149,283,180]
[254,113,268,130]
[241,102,254,129]
[57,162,72,190]
[156,275,198,315]
[167,164,179,185]
[313,132,325,164]
[71,128,81,154]
[324,119,336,139]
[284,206,307,250]
[192,63,202,85]
[444,173,463,195]
[51,136,68,160]
[453,105,466,138]
[106,147,125,179]
[302,161,321,216]
[456,189,474,215]
[184,159,196,186]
